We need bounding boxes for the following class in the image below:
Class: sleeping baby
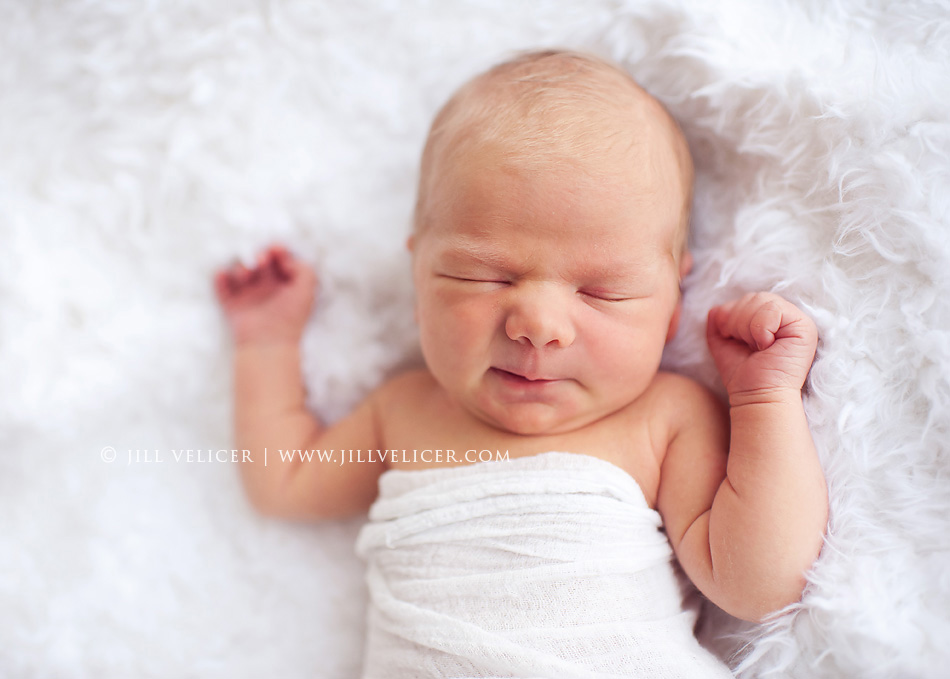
[214,50,828,678]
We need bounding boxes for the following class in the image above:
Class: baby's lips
[493,366,560,382]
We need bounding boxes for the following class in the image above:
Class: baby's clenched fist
[706,292,818,407]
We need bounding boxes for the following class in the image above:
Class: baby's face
[411,154,686,436]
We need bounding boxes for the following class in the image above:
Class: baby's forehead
[427,159,680,258]
[416,51,694,254]
[443,62,669,153]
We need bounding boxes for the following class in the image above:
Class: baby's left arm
[657,293,828,622]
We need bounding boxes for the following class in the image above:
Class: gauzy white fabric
[355,452,733,678]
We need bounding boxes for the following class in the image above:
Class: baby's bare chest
[378,386,668,506]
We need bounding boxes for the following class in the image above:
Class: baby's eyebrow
[439,241,513,269]
[573,249,659,280]
[439,238,662,287]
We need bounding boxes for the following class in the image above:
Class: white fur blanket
[356,452,733,678]
[2,1,948,678]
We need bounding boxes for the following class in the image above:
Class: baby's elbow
[245,487,363,521]
[719,576,808,623]
[725,597,798,624]
[244,483,309,519]
[245,488,290,518]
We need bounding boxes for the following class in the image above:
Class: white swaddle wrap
[355,451,733,678]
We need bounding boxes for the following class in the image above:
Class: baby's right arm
[214,246,386,520]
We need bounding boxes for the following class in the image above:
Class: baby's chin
[469,399,604,437]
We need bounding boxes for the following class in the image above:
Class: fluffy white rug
[3,1,948,677]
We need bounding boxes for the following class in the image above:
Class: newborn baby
[215,50,828,678]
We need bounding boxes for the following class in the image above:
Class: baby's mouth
[490,367,558,384]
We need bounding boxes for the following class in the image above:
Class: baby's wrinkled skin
[214,51,827,623]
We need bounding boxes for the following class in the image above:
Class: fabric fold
[356,451,732,678]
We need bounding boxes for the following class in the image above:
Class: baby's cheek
[585,314,660,381]
[426,290,489,338]
[418,292,490,369]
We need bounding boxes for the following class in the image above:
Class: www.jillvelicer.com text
[100,447,509,465]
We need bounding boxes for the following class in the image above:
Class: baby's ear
[407,235,415,252]
[666,303,682,343]
[678,251,694,281]
[666,251,693,343]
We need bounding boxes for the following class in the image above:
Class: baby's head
[414,50,693,261]
[410,50,695,435]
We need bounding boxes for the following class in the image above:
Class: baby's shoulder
[642,371,726,433]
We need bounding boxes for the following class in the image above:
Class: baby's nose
[504,284,576,349]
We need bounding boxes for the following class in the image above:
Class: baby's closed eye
[440,273,508,282]
[437,273,511,289]
[578,288,635,302]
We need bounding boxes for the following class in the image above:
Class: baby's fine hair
[414,48,693,253]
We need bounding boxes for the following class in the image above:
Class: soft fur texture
[2,1,948,677]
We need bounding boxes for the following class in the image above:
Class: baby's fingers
[214,262,248,297]
[214,259,270,307]
[213,270,234,303]
[711,294,784,351]
[710,298,757,350]
[269,246,296,282]
[747,299,783,351]
[272,246,318,289]
[718,292,817,352]
[224,248,294,289]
